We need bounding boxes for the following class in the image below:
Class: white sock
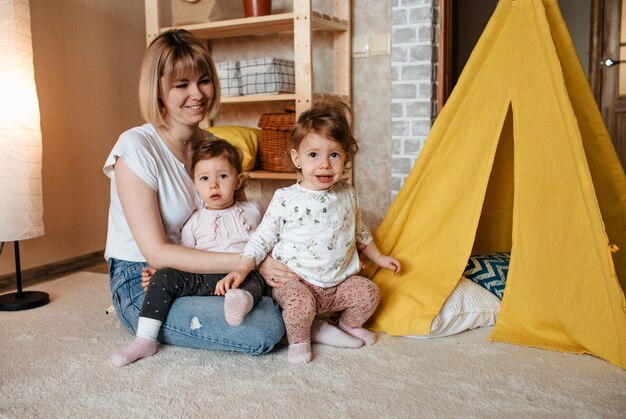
[111,317,162,368]
[112,337,158,368]
[136,317,162,341]
[311,318,363,348]
[224,289,254,326]
[338,321,377,346]
[288,342,312,364]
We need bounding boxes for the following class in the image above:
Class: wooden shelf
[160,12,348,40]
[246,170,351,181]
[221,94,296,104]
[221,93,351,107]
[246,170,298,180]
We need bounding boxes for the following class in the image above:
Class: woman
[103,29,293,355]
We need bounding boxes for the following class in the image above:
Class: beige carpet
[0,272,624,418]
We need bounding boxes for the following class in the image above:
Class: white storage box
[240,57,295,95]
[216,61,241,97]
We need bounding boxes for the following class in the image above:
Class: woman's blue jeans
[108,258,285,355]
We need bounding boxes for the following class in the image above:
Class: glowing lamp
[0,0,48,310]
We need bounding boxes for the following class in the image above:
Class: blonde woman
[103,30,289,356]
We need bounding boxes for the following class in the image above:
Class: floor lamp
[0,242,49,311]
[0,0,49,311]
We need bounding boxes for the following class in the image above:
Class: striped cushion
[463,252,510,299]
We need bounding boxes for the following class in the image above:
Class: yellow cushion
[204,125,260,171]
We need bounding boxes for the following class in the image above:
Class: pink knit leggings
[272,276,381,344]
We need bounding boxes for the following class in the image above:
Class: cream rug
[0,272,624,418]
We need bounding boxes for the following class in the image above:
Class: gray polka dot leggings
[272,276,381,345]
[142,267,265,322]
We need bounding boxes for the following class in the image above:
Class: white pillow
[405,277,501,339]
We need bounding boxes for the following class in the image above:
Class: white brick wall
[390,0,438,197]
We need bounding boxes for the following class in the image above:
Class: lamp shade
[0,0,44,242]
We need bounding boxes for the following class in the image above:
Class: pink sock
[287,342,312,364]
[224,289,254,326]
[338,322,377,346]
[311,318,363,348]
[112,337,157,367]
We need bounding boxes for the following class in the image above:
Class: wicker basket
[258,107,296,172]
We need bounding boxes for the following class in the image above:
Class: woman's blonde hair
[138,29,221,127]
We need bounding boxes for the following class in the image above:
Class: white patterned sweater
[242,181,373,288]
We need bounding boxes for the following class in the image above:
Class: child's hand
[376,255,402,276]
[141,267,157,292]
[215,271,246,296]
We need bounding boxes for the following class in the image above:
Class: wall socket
[245,180,262,199]
[352,34,390,58]
[370,34,391,56]
[352,36,369,57]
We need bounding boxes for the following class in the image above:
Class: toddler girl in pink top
[112,139,264,367]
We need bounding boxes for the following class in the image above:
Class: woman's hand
[258,256,299,288]
[141,267,157,292]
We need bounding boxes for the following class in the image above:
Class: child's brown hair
[192,138,246,198]
[291,95,359,166]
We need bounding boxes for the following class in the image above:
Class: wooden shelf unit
[144,0,351,182]
[221,94,296,104]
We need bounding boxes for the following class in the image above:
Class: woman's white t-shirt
[103,123,204,262]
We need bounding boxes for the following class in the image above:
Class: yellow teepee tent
[365,0,626,369]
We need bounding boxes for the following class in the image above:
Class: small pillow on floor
[405,277,501,339]
[463,252,510,299]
